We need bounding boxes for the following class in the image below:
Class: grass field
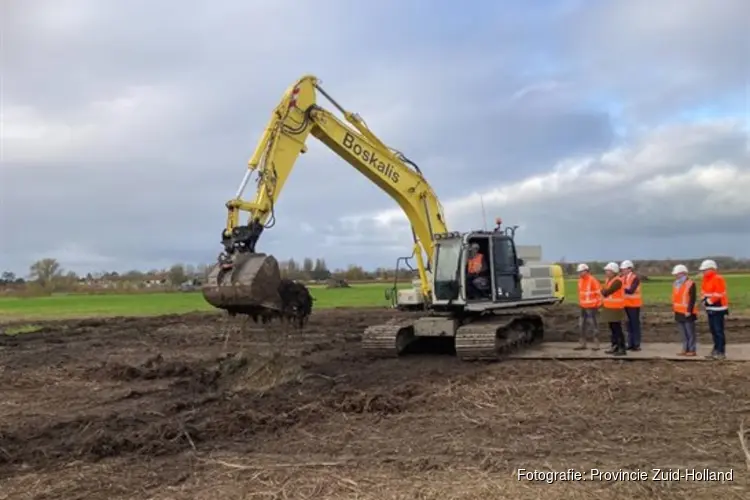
[1,276,747,322]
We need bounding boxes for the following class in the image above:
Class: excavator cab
[432,231,519,305]
[429,230,561,311]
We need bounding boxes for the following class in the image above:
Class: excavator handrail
[223,75,449,299]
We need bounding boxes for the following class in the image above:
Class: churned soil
[1,305,749,499]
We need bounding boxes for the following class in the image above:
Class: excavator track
[455,313,543,361]
[362,322,415,358]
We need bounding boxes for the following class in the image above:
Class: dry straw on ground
[1,306,749,499]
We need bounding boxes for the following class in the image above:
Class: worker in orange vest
[601,262,626,356]
[575,263,601,350]
[466,243,490,299]
[620,260,643,351]
[671,264,698,356]
[698,259,729,360]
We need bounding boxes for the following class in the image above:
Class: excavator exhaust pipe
[202,253,313,328]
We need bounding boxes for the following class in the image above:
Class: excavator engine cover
[203,253,284,314]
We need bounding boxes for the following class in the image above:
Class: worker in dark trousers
[699,259,729,360]
[575,263,602,351]
[620,260,643,351]
[671,264,698,356]
[601,262,626,356]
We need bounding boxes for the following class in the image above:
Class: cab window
[493,237,517,272]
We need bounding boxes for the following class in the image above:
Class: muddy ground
[1,305,749,499]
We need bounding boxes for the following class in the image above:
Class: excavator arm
[203,75,448,320]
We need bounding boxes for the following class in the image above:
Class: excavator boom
[202,75,448,324]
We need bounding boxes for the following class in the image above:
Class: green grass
[2,324,43,335]
[1,275,748,323]
[0,284,397,322]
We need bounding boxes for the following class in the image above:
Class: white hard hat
[620,260,634,270]
[698,259,717,271]
[604,262,619,273]
[576,263,589,272]
[672,264,688,275]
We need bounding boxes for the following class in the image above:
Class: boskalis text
[342,133,400,183]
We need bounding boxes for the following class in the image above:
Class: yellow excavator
[201,75,565,361]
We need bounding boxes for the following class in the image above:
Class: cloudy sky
[2,0,749,276]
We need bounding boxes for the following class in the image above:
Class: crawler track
[455,314,543,361]
[362,311,545,361]
[361,322,415,357]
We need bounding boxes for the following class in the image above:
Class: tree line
[2,255,748,296]
[0,257,416,295]
[556,256,750,277]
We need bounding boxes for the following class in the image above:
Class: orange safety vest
[467,254,484,274]
[701,272,729,312]
[602,277,624,310]
[578,274,602,309]
[622,272,642,308]
[673,278,698,315]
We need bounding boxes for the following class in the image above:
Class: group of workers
[576,259,729,359]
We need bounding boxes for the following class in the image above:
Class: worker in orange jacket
[671,264,698,356]
[698,259,729,359]
[466,243,490,299]
[575,263,601,350]
[601,262,626,356]
[620,260,643,351]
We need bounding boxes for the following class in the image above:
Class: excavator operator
[467,243,490,299]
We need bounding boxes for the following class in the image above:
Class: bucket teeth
[202,253,313,328]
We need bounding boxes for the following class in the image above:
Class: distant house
[144,279,167,288]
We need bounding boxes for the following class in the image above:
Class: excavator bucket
[202,253,284,316]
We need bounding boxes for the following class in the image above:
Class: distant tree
[29,258,63,288]
[123,270,145,281]
[343,264,366,281]
[311,258,330,280]
[168,264,187,286]
[61,271,79,289]
[302,258,314,275]
[0,271,16,283]
[196,263,209,279]
[184,264,196,277]
[287,258,298,273]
